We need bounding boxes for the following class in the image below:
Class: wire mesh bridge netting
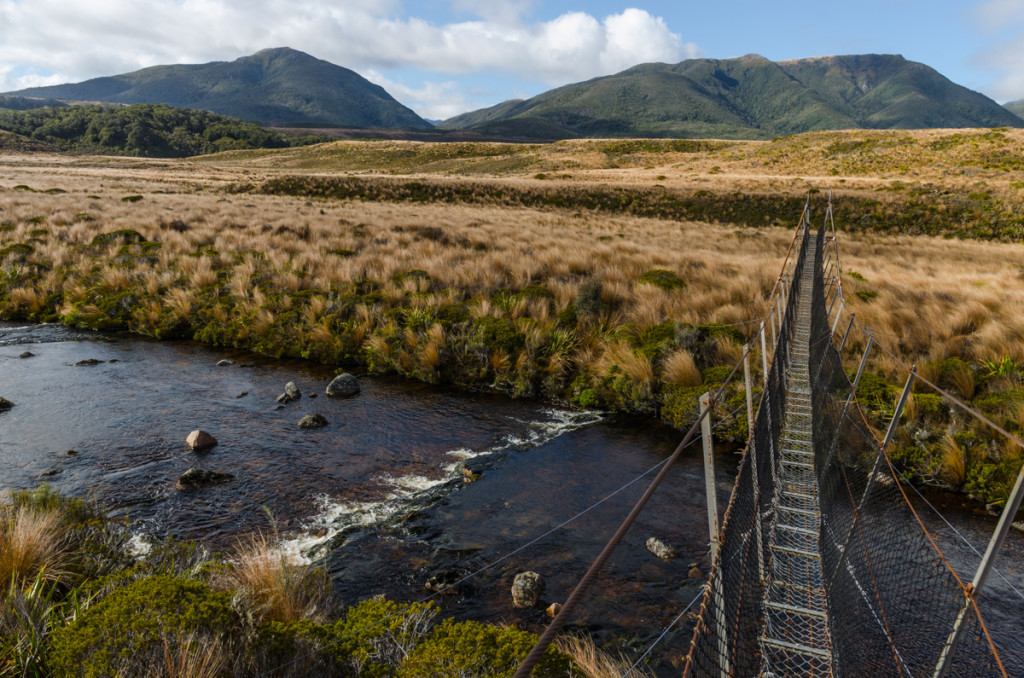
[683,216,1012,677]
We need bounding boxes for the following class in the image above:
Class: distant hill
[0,95,69,111]
[441,54,1024,139]
[1007,99,1024,118]
[5,48,432,129]
[0,103,330,157]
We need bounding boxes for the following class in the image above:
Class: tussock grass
[0,505,67,587]
[556,634,656,678]
[218,530,330,625]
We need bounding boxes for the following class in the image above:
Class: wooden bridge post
[831,298,845,335]
[700,392,719,552]
[760,321,769,389]
[743,346,766,586]
[700,390,732,678]
[770,307,777,352]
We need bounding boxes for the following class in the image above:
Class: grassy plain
[3,128,1024,507]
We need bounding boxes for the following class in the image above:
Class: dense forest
[0,103,325,157]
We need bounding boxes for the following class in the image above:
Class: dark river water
[2,321,1022,674]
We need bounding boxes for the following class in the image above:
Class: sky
[1,0,1023,120]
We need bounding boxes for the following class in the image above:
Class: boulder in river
[326,373,360,398]
[298,413,328,429]
[646,536,677,560]
[177,468,234,490]
[0,397,13,410]
[285,381,301,399]
[216,359,234,367]
[19,351,34,359]
[75,358,104,366]
[185,430,218,452]
[511,571,544,608]
[425,569,463,594]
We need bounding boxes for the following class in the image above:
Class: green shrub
[49,575,238,678]
[90,229,146,248]
[574,278,603,318]
[855,289,878,302]
[637,269,686,291]
[637,321,677,358]
[397,618,575,678]
[474,316,525,356]
[255,597,437,677]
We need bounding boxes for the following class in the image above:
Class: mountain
[1007,99,1024,118]
[5,48,431,129]
[441,54,1023,139]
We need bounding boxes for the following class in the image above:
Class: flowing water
[1,321,1022,674]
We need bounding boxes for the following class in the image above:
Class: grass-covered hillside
[0,103,327,157]
[441,54,1024,139]
[6,48,432,130]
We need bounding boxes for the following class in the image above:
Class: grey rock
[216,359,234,366]
[646,537,677,560]
[285,381,301,399]
[275,392,296,403]
[177,467,234,490]
[298,413,328,429]
[326,373,360,398]
[185,430,218,452]
[511,571,544,608]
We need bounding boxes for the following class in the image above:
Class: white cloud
[976,0,1024,30]
[0,2,697,95]
[363,70,470,120]
[975,0,1024,101]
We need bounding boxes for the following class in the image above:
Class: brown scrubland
[3,128,1024,509]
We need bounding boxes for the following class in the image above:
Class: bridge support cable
[808,218,1009,677]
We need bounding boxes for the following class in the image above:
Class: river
[1,321,1021,674]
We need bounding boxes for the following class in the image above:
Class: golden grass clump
[555,634,656,678]
[0,505,68,586]
[663,349,702,387]
[938,434,967,488]
[218,531,330,625]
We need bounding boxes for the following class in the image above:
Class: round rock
[284,381,301,399]
[19,351,34,359]
[185,430,218,452]
[511,571,544,608]
[216,359,234,367]
[298,413,328,429]
[646,536,677,560]
[326,373,360,398]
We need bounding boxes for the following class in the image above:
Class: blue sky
[1,0,1022,119]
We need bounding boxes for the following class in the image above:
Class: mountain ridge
[441,54,1024,139]
[5,48,432,130]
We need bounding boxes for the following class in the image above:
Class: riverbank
[2,143,1024,510]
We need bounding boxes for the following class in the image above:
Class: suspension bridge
[513,195,1024,677]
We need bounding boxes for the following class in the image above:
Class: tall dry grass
[0,505,67,587]
[556,635,656,678]
[218,531,330,625]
